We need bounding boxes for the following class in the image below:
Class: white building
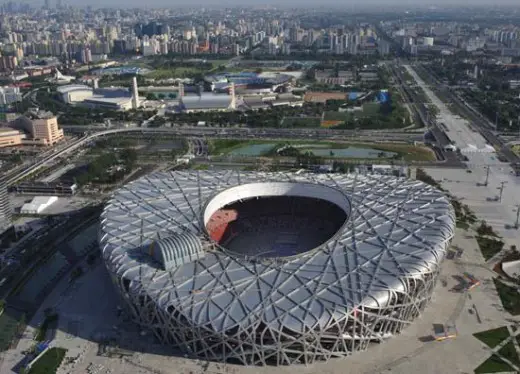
[20,196,58,214]
[57,85,94,103]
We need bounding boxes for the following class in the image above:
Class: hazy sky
[14,0,520,9]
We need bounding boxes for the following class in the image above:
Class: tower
[229,82,236,111]
[178,83,184,98]
[131,76,139,110]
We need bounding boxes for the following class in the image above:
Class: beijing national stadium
[99,171,455,366]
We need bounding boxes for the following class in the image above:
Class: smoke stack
[131,76,139,109]
[229,82,236,110]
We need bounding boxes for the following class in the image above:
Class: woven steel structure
[100,171,455,366]
[0,179,11,234]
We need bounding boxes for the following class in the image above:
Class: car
[466,169,472,173]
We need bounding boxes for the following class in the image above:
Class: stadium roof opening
[203,182,351,258]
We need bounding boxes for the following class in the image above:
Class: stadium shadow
[2,264,188,361]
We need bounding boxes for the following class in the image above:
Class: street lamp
[498,181,507,202]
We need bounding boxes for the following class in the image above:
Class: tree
[158,93,166,100]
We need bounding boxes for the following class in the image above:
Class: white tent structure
[20,196,58,214]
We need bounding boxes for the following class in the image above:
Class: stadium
[100,171,455,366]
[204,71,293,92]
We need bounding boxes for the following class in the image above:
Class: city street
[405,64,520,245]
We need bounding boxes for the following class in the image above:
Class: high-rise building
[131,77,139,110]
[0,180,11,234]
[378,40,390,56]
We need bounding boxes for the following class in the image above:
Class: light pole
[498,181,507,202]
[484,166,490,187]
[515,205,520,230]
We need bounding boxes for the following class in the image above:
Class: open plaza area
[1,226,517,374]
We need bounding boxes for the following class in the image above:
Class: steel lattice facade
[100,171,455,366]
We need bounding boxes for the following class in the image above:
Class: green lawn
[28,347,67,374]
[494,279,520,315]
[498,341,520,366]
[474,326,510,348]
[477,236,505,261]
[192,164,209,170]
[0,312,20,351]
[474,355,514,373]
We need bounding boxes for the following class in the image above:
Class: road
[412,63,520,165]
[389,63,462,166]
[404,64,520,243]
[62,123,424,139]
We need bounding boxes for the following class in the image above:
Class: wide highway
[411,63,520,165]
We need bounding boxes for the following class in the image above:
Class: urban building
[0,86,22,105]
[11,109,64,146]
[0,128,25,147]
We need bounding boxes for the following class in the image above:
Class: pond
[229,143,276,156]
[304,147,397,159]
[227,143,397,159]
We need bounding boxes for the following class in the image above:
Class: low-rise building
[0,128,25,147]
[20,196,58,214]
[179,94,234,113]
[9,181,77,196]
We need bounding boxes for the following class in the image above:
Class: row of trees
[74,148,137,186]
[162,103,329,128]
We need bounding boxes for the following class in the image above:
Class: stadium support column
[229,82,236,111]
[132,76,139,110]
[0,179,11,234]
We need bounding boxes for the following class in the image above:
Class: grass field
[477,236,505,261]
[474,326,511,348]
[473,327,520,373]
[494,279,520,315]
[474,355,514,373]
[28,347,67,374]
[0,311,21,351]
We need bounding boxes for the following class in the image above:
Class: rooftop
[180,94,232,110]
